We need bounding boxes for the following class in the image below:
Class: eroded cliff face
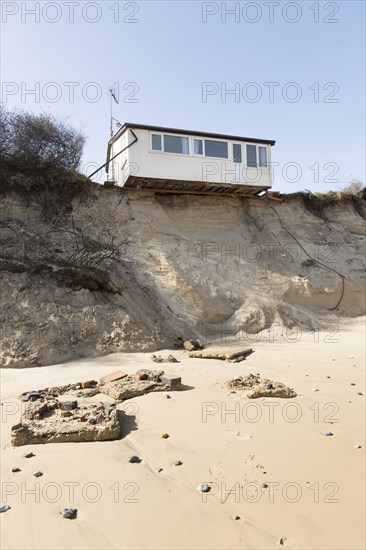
[1,170,365,367]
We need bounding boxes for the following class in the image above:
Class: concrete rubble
[11,399,120,446]
[11,370,182,445]
[226,374,297,398]
[150,354,179,363]
[99,371,128,385]
[183,339,204,351]
[99,370,182,400]
[189,346,253,363]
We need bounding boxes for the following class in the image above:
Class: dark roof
[110,122,276,146]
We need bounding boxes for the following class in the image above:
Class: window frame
[193,138,204,156]
[149,132,270,167]
[258,145,268,168]
[150,132,190,156]
[232,143,242,164]
[151,133,162,152]
[203,138,229,159]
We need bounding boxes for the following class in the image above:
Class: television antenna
[109,87,121,137]
[108,87,122,182]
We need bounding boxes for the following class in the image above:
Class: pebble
[353,444,362,449]
[350,383,356,386]
[60,400,78,411]
[197,483,210,493]
[233,515,240,520]
[166,395,171,399]
[157,468,163,473]
[261,483,269,488]
[23,392,41,402]
[12,467,21,473]
[60,508,77,519]
[326,376,331,379]
[128,455,141,463]
[357,392,364,396]
[161,433,170,439]
[15,426,26,433]
[323,431,334,437]
[312,388,319,392]
[174,460,183,466]
[265,383,274,390]
[23,452,35,458]
[0,504,11,513]
[33,471,43,478]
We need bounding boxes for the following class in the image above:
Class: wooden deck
[124,176,270,197]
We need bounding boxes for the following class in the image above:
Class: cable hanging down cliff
[269,206,346,311]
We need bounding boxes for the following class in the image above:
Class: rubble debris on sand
[11,398,120,446]
[99,370,182,400]
[226,374,297,398]
[99,371,128,386]
[20,380,100,401]
[12,369,183,446]
[189,346,253,363]
[150,354,179,363]
[184,339,204,351]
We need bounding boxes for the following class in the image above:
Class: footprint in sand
[243,454,265,472]
[209,460,224,480]
[227,430,252,440]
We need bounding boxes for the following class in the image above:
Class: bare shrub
[0,107,85,174]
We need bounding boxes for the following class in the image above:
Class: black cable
[269,206,346,311]
[88,129,138,179]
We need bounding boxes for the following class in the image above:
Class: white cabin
[106,123,275,196]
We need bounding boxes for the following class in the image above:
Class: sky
[1,0,365,192]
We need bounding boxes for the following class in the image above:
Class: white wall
[109,128,273,188]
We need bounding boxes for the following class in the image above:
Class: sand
[0,320,365,550]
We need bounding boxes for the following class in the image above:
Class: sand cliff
[1,171,365,367]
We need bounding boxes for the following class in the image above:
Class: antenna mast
[109,87,119,182]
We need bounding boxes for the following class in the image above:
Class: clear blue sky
[1,0,365,192]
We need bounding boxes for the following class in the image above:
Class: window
[259,146,267,167]
[204,139,228,158]
[246,144,257,168]
[233,144,242,163]
[151,134,162,151]
[163,135,189,154]
[194,139,203,155]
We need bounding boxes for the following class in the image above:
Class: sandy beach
[1,320,365,550]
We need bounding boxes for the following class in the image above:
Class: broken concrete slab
[189,346,253,362]
[227,374,260,388]
[27,383,100,399]
[226,374,296,399]
[184,339,204,351]
[247,382,296,399]
[159,373,181,387]
[150,354,179,363]
[99,371,128,386]
[99,371,182,401]
[11,399,120,446]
